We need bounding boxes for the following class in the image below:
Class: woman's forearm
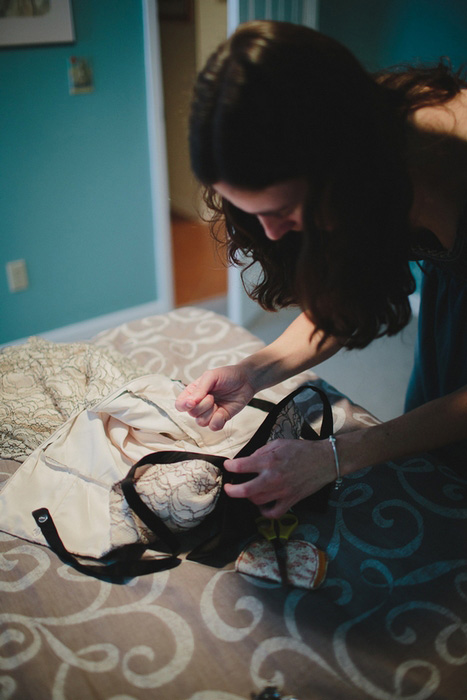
[238,313,467,471]
[338,385,467,476]
[239,312,342,392]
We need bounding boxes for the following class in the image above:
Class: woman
[176,20,467,518]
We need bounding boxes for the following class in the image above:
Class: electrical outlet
[6,259,29,292]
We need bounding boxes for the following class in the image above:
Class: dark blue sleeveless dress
[405,204,467,461]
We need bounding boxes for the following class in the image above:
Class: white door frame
[143,0,173,312]
[143,0,250,324]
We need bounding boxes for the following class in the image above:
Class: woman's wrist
[238,349,289,393]
[332,420,409,479]
[328,428,376,479]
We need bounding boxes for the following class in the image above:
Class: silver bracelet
[328,435,343,489]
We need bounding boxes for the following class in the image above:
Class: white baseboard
[2,300,168,348]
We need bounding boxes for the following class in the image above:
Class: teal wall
[319,0,467,71]
[0,0,156,344]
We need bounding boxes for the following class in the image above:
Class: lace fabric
[0,337,141,461]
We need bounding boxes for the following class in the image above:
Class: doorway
[158,3,228,307]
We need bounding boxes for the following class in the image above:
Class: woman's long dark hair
[189,20,466,348]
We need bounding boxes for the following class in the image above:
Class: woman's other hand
[223,438,336,517]
[175,365,256,431]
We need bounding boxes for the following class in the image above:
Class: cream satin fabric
[0,375,266,558]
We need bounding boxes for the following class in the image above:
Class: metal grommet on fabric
[33,509,50,525]
[328,435,343,489]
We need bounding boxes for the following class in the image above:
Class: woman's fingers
[175,374,215,412]
[187,394,215,418]
[207,406,230,431]
[189,403,231,431]
[224,473,291,517]
[176,382,217,419]
[175,365,253,431]
[192,403,216,427]
[223,451,276,499]
[224,442,282,479]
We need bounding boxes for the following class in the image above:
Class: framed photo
[0,0,75,48]
[158,0,193,22]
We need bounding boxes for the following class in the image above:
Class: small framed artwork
[68,56,93,95]
[0,0,75,48]
[158,0,193,22]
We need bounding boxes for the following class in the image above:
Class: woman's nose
[258,216,298,241]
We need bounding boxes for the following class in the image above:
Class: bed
[0,306,465,700]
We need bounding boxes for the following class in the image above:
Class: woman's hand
[223,438,336,518]
[175,314,342,432]
[175,364,256,431]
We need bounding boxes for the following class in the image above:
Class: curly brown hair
[375,59,467,110]
[189,21,466,348]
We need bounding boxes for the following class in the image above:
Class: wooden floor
[171,214,227,306]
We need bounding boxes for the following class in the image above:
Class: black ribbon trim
[32,507,180,583]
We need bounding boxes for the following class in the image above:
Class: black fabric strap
[32,508,180,583]
[127,450,226,476]
[247,397,276,412]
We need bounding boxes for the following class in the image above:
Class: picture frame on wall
[0,0,75,47]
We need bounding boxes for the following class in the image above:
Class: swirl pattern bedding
[0,307,465,700]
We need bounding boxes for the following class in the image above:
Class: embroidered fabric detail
[268,401,303,441]
[109,483,156,548]
[0,337,141,461]
[236,538,328,590]
[109,459,222,546]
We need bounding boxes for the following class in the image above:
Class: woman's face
[214,179,307,241]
